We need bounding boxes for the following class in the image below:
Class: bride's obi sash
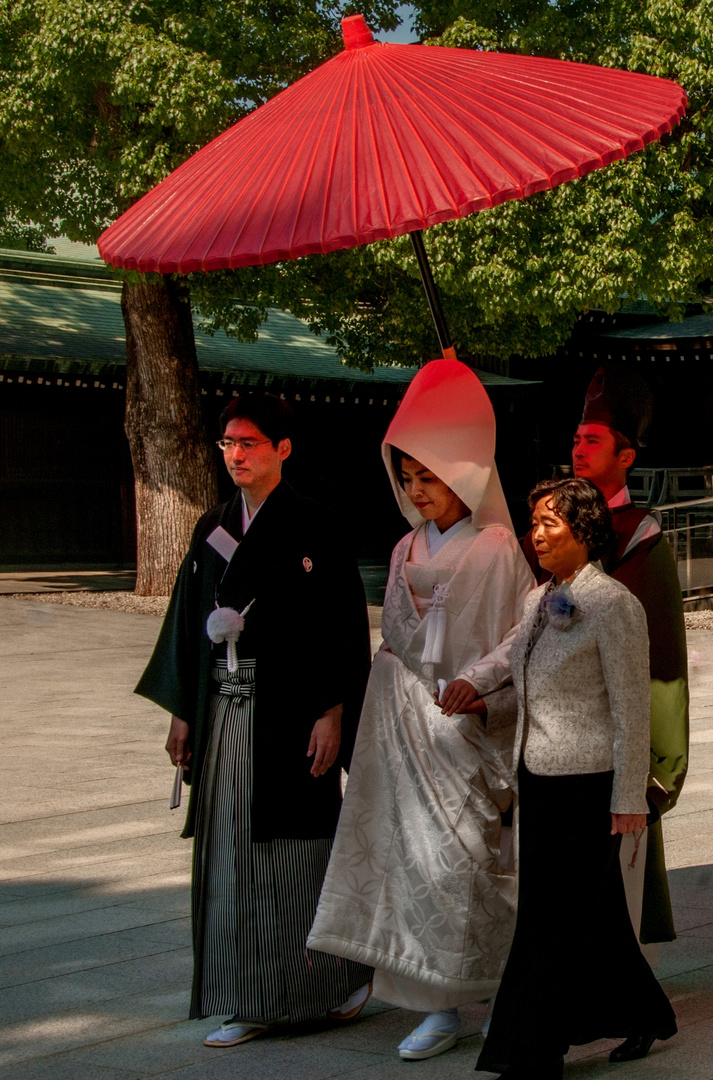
[381,521,522,694]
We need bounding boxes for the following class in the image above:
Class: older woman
[476,478,676,1080]
[308,359,534,1060]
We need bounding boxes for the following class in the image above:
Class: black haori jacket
[135,481,371,843]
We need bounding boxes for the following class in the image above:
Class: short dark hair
[390,445,408,488]
[611,429,633,456]
[219,394,294,446]
[528,477,612,562]
[611,428,638,476]
[390,445,443,490]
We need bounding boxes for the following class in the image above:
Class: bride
[308,359,534,1060]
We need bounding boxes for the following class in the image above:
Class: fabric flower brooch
[539,582,581,630]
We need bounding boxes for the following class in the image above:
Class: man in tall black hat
[522,364,688,1064]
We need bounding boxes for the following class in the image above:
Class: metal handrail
[629,465,713,508]
[655,495,713,512]
[654,497,713,602]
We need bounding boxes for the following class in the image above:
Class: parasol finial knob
[342,14,375,50]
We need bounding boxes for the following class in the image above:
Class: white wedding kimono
[308,513,534,1009]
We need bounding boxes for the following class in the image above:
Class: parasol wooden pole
[409,229,457,360]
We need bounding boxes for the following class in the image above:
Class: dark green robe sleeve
[134,549,200,724]
[134,504,227,837]
[610,530,688,944]
[611,532,689,814]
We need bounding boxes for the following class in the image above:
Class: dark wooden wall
[0,372,540,566]
[0,379,135,566]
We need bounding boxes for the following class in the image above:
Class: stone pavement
[0,564,390,606]
[0,570,136,594]
[1,595,712,1080]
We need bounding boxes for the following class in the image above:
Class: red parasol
[99,15,686,356]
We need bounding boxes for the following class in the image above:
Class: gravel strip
[3,591,169,616]
[6,590,713,628]
[684,610,713,630]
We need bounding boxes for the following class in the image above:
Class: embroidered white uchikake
[421,583,449,664]
[206,599,255,673]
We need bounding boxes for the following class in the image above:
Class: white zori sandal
[397,1009,461,1060]
[327,980,373,1020]
[203,1018,270,1047]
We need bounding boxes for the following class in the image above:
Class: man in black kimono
[521,366,688,1064]
[136,394,373,1046]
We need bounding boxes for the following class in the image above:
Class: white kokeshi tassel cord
[421,583,449,665]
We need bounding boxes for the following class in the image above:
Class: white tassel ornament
[421,583,449,665]
[207,600,254,674]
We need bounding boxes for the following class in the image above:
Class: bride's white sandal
[397,1009,460,1060]
[203,1018,270,1047]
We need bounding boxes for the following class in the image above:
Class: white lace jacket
[511,562,650,815]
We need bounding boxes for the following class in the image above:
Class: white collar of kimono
[382,359,514,532]
[241,492,265,534]
[426,514,472,556]
[608,485,631,508]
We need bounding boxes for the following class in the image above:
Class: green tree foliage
[0,1,400,592]
[0,0,399,240]
[196,1,713,367]
[0,213,54,251]
[3,1,710,370]
[421,1,713,359]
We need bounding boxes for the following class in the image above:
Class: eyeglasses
[216,437,273,453]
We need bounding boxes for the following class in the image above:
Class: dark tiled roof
[0,274,418,382]
[604,314,713,341]
[0,246,536,387]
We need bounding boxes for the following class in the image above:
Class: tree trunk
[122,275,218,596]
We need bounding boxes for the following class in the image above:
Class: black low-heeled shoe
[608,1021,678,1063]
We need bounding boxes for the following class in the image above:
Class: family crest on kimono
[308,359,535,1060]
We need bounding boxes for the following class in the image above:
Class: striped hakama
[190,658,372,1021]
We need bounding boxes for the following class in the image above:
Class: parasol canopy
[99,15,686,278]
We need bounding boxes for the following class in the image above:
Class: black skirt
[476,763,675,1073]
